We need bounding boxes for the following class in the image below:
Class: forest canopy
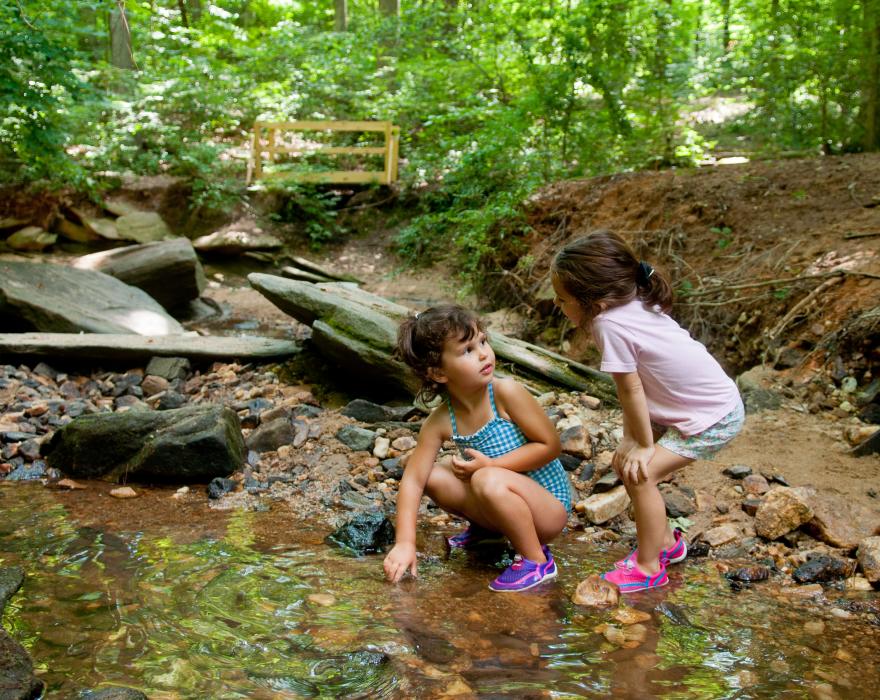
[2,1,878,260]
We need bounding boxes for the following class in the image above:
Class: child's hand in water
[384,542,417,583]
[451,448,491,480]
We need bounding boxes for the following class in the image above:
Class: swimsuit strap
[446,397,459,436]
[488,382,500,419]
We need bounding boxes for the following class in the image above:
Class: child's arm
[383,410,445,583]
[452,378,561,478]
[612,371,655,484]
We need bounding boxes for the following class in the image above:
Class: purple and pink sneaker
[615,528,688,569]
[489,546,557,592]
[602,559,668,592]
[447,524,506,549]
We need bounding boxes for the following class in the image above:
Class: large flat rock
[0,261,183,335]
[0,333,298,362]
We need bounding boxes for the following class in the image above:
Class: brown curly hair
[396,305,485,403]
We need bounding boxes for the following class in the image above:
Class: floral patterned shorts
[653,400,745,461]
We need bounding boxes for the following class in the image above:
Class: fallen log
[289,255,362,283]
[248,273,617,402]
[72,238,206,310]
[0,333,298,363]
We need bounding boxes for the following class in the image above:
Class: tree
[863,0,880,149]
[109,1,135,69]
[335,0,348,31]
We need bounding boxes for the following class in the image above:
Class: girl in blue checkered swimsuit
[383,305,572,592]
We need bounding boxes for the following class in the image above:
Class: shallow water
[1,483,878,699]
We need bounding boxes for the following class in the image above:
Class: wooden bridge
[247,120,400,186]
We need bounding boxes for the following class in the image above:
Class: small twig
[339,194,397,211]
[767,274,845,340]
[680,271,839,299]
[15,0,36,28]
[844,231,880,240]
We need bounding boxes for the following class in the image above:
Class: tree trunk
[721,0,731,52]
[334,0,348,31]
[109,3,136,70]
[379,0,400,18]
[863,0,880,150]
[177,0,189,27]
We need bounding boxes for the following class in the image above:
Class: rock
[44,404,245,482]
[852,428,880,457]
[576,485,630,524]
[592,471,621,493]
[193,228,283,255]
[793,555,854,583]
[246,416,296,453]
[579,395,602,410]
[381,458,404,480]
[146,356,191,381]
[612,606,652,625]
[660,484,696,517]
[307,593,336,607]
[704,523,740,547]
[56,478,86,490]
[340,399,415,423]
[0,628,44,700]
[391,435,416,451]
[742,474,770,495]
[654,601,695,626]
[373,436,391,460]
[558,453,583,472]
[0,566,24,615]
[857,536,880,582]
[207,477,237,499]
[723,465,752,479]
[572,574,619,607]
[754,486,815,540]
[599,622,647,647]
[804,492,878,549]
[325,511,395,555]
[110,486,138,499]
[741,498,762,516]
[559,425,591,458]
[114,211,173,243]
[336,425,376,452]
[0,261,183,335]
[6,225,56,251]
[141,375,170,397]
[736,366,783,412]
[5,462,46,481]
[726,566,771,582]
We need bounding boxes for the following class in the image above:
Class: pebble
[110,486,138,499]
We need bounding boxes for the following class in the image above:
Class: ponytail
[635,261,673,313]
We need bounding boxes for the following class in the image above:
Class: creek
[2,483,878,698]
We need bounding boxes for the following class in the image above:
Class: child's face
[551,273,586,325]
[431,326,495,391]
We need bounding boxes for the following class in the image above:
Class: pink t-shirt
[592,299,741,436]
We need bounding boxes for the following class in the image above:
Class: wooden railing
[247,120,400,185]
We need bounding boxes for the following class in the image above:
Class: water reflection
[1,483,878,698]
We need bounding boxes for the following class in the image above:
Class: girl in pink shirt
[551,230,744,592]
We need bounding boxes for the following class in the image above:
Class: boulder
[146,356,191,380]
[114,211,173,243]
[72,238,206,310]
[325,511,395,555]
[804,492,879,550]
[5,226,56,251]
[0,566,43,700]
[0,261,183,335]
[246,417,296,453]
[193,229,283,255]
[754,486,815,540]
[44,404,245,482]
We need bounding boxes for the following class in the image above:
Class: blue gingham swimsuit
[447,383,573,511]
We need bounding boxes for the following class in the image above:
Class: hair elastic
[636,261,655,286]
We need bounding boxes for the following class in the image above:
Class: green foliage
[3,0,877,269]
[711,225,734,249]
[269,183,344,249]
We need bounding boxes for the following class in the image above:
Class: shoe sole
[488,568,558,592]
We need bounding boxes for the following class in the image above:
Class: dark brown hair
[551,229,673,322]
[396,305,485,403]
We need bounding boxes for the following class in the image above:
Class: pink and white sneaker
[602,560,668,593]
[615,528,688,569]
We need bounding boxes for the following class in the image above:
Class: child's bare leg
[469,467,567,563]
[624,446,692,574]
[424,463,493,526]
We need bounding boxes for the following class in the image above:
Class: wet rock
[612,606,652,625]
[754,486,815,540]
[207,477,237,499]
[726,566,771,583]
[0,629,44,700]
[157,391,186,410]
[325,511,395,555]
[18,439,40,462]
[5,462,46,481]
[660,484,696,517]
[723,465,752,480]
[246,417,296,453]
[576,485,630,524]
[599,622,647,648]
[804,492,877,550]
[793,555,854,583]
[857,536,880,583]
[742,474,770,495]
[336,425,376,452]
[571,574,619,607]
[654,602,695,626]
[55,478,86,490]
[0,566,24,615]
[44,404,245,482]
